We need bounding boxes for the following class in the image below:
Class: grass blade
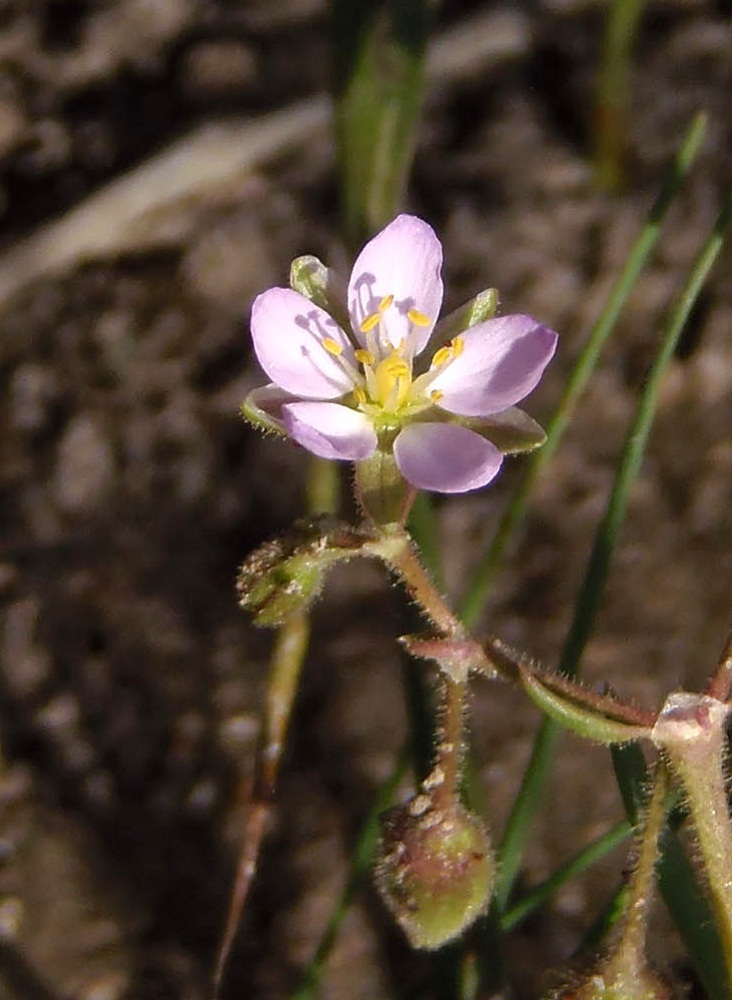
[332,0,436,249]
[501,818,631,933]
[459,112,707,631]
[494,184,732,915]
[291,750,410,1000]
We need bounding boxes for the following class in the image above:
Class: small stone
[1,599,52,701]
[9,364,60,433]
[54,414,116,515]
[0,897,23,940]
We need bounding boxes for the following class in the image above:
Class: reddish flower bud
[375,796,494,950]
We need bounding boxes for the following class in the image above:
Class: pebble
[53,414,116,515]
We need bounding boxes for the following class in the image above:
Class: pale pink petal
[430,315,558,417]
[348,215,443,354]
[394,423,503,493]
[282,401,377,461]
[251,287,357,399]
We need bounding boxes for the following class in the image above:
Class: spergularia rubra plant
[223,212,562,987]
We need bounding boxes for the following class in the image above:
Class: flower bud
[289,254,350,330]
[375,796,494,950]
[237,517,370,627]
[238,544,324,627]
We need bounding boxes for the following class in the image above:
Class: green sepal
[241,385,289,438]
[289,255,350,331]
[520,667,652,745]
[354,445,416,526]
[431,288,499,350]
[457,407,547,455]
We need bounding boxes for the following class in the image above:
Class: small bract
[244,214,557,495]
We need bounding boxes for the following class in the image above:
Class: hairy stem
[428,676,468,811]
[652,693,732,980]
[383,527,464,638]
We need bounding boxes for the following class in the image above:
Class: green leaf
[594,0,648,190]
[493,123,721,918]
[332,0,436,247]
[519,669,651,745]
[501,819,631,933]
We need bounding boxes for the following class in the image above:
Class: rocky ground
[0,1,731,998]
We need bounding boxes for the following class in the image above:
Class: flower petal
[251,287,357,399]
[348,215,443,354]
[282,401,377,461]
[430,315,558,417]
[394,423,503,493]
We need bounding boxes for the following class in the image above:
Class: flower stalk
[429,674,468,813]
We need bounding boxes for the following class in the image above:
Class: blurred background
[0,1,731,997]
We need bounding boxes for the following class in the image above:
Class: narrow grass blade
[501,818,631,932]
[332,0,436,248]
[292,749,410,1000]
[459,112,707,632]
[494,186,732,916]
[594,0,648,190]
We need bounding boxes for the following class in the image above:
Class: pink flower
[244,215,557,494]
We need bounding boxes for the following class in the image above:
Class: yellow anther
[430,390,444,403]
[322,337,344,356]
[360,312,381,333]
[407,307,431,327]
[431,345,452,367]
[355,348,375,366]
[353,386,367,405]
[451,335,465,357]
[378,294,394,312]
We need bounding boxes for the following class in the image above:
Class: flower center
[353,294,432,414]
[374,352,412,410]
[320,293,465,419]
